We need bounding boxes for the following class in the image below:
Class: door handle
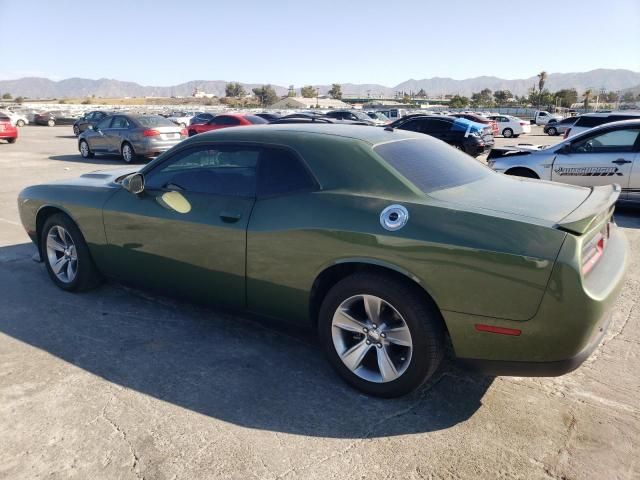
[220,211,242,223]
[612,159,632,165]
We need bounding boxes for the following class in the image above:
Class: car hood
[428,172,590,225]
[48,167,141,188]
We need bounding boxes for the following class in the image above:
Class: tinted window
[572,128,640,153]
[560,117,577,125]
[245,115,268,124]
[147,146,258,197]
[257,148,315,197]
[215,116,241,126]
[137,115,176,127]
[575,116,609,128]
[374,138,491,193]
[96,117,113,130]
[111,116,130,129]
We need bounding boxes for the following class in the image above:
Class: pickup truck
[531,110,562,125]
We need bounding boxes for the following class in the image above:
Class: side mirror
[122,173,145,194]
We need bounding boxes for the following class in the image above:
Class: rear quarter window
[575,116,608,128]
[374,138,492,193]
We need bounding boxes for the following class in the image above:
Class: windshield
[374,138,492,193]
[351,111,372,121]
[137,115,177,127]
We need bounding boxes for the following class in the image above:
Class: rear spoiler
[555,184,620,235]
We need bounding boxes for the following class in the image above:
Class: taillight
[180,128,187,136]
[143,129,160,136]
[564,128,571,139]
[519,121,527,126]
[582,224,610,275]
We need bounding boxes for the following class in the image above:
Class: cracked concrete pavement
[0,127,638,479]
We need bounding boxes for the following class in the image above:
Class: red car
[0,115,18,143]
[187,113,267,136]
[451,113,498,136]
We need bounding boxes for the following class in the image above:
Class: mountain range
[1,69,639,99]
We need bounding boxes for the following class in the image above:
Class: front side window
[146,146,259,196]
[572,128,640,153]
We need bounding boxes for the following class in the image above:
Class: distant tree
[493,90,513,104]
[225,82,246,98]
[449,95,469,108]
[287,85,296,97]
[2,93,12,99]
[416,88,427,98]
[583,89,592,110]
[401,93,412,104]
[15,96,24,104]
[528,88,554,108]
[554,88,578,108]
[537,71,548,95]
[621,92,636,103]
[470,88,493,107]
[604,91,618,102]
[300,85,316,98]
[328,83,342,99]
[81,98,91,105]
[252,85,279,106]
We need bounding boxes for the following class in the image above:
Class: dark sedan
[73,110,111,136]
[78,114,187,163]
[34,111,79,127]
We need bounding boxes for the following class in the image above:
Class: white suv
[565,111,640,138]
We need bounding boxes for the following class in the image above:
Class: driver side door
[551,126,639,196]
[101,144,258,307]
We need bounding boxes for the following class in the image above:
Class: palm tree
[583,89,592,110]
[536,71,548,109]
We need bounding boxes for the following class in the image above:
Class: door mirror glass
[122,173,145,194]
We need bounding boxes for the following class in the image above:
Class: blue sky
[1,0,638,86]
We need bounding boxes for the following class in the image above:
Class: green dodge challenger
[18,124,627,397]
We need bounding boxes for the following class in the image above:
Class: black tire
[505,167,539,179]
[7,137,17,144]
[188,130,197,137]
[41,213,102,292]
[318,273,445,397]
[47,119,55,127]
[513,134,520,138]
[73,125,80,136]
[121,142,135,163]
[547,127,557,136]
[16,120,25,127]
[502,128,513,138]
[79,140,94,158]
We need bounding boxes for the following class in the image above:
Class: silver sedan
[487,119,640,204]
[78,114,187,163]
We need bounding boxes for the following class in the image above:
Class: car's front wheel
[41,213,101,292]
[502,128,513,138]
[47,119,55,127]
[79,140,94,158]
[318,273,444,397]
[16,120,25,127]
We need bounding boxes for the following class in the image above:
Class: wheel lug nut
[372,324,377,329]
[380,333,386,338]
[363,327,368,333]
[366,340,371,345]
[376,343,382,348]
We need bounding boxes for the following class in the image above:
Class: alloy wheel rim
[331,294,413,383]
[123,145,132,162]
[80,142,88,157]
[46,225,78,283]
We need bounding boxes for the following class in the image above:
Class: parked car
[18,124,627,397]
[73,110,111,136]
[487,115,531,137]
[371,108,408,121]
[563,111,640,138]
[167,111,202,127]
[366,111,390,124]
[189,112,217,125]
[531,110,562,125]
[487,119,640,204]
[254,112,282,122]
[0,114,18,143]
[0,109,28,127]
[324,110,377,125]
[187,113,267,136]
[34,111,79,127]
[389,115,494,157]
[78,114,187,163]
[270,112,370,125]
[451,113,498,136]
[544,116,578,136]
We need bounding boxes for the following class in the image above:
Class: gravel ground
[0,125,638,480]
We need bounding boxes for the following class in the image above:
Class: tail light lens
[582,223,610,275]
[180,128,187,136]
[519,121,527,126]
[564,128,571,139]
[143,129,160,136]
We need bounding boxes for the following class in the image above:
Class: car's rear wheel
[79,140,94,158]
[73,125,80,136]
[318,273,444,397]
[16,120,25,127]
[121,142,135,163]
[502,128,513,138]
[47,119,55,127]
[547,127,557,136]
[41,213,102,292]
[505,167,539,179]
[180,122,186,128]
[7,137,17,144]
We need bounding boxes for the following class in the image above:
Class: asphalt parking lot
[1,126,639,480]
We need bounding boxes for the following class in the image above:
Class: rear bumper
[131,137,183,157]
[0,128,18,138]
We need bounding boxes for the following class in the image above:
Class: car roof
[184,123,423,145]
[580,111,640,118]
